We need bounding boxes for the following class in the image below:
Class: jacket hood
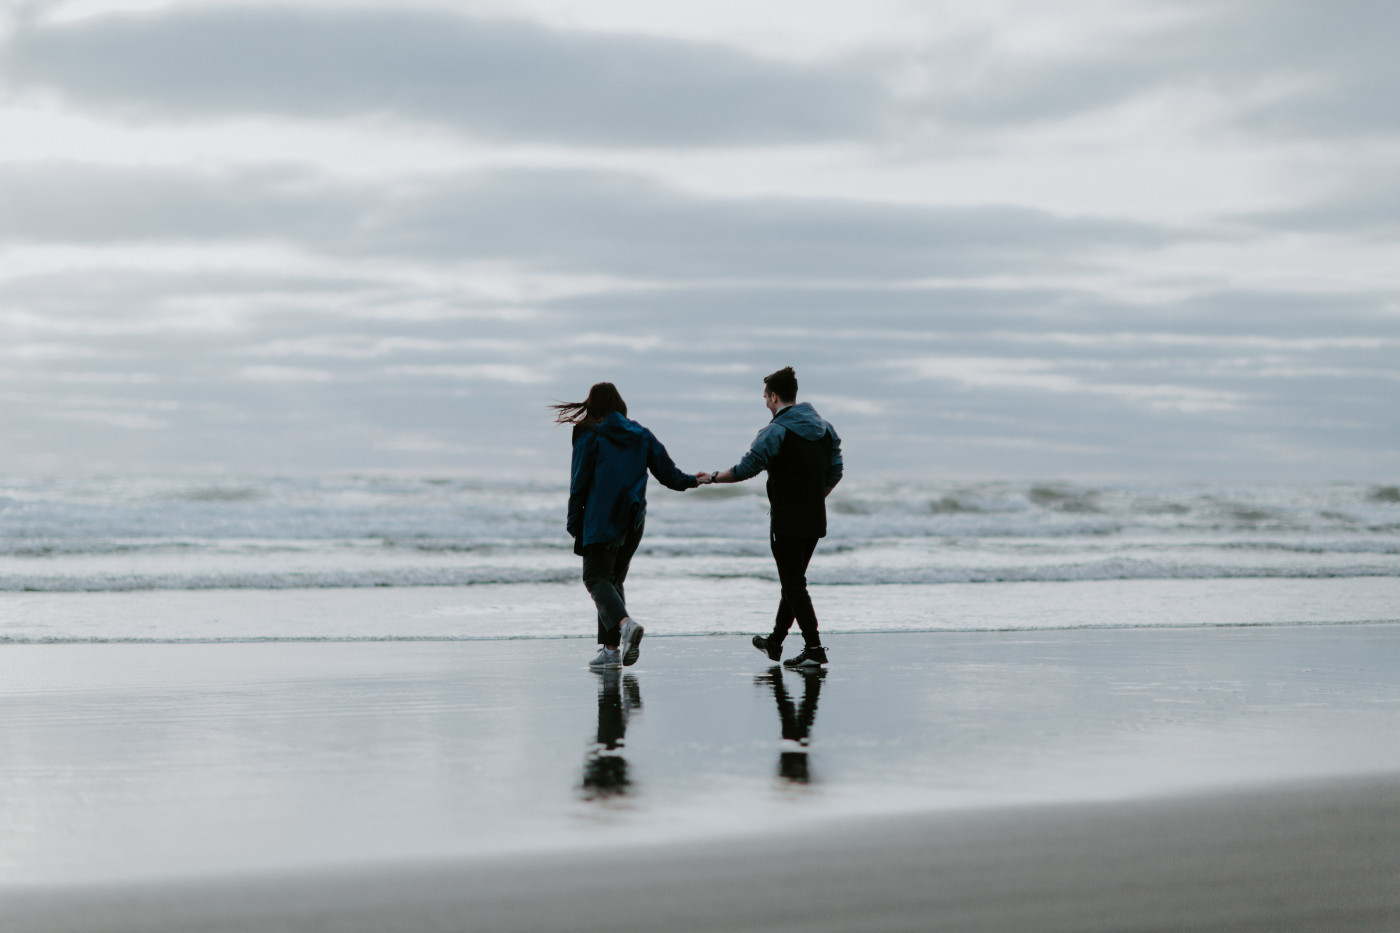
[774,402,829,441]
[593,411,646,445]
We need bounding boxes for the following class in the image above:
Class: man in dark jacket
[704,367,843,667]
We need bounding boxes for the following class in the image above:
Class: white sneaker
[589,648,622,670]
[619,618,645,667]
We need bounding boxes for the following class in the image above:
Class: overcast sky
[1,0,1396,481]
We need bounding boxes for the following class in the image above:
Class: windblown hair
[763,366,798,402]
[551,382,628,431]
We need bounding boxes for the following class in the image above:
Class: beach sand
[1,622,1398,930]
[4,777,1397,932]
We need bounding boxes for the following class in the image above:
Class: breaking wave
[1,475,1397,592]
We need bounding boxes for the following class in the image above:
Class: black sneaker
[752,634,782,662]
[783,645,828,668]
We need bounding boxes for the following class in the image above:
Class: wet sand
[3,575,1398,641]
[4,775,1398,932]
[1,625,1398,929]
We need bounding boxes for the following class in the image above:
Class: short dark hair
[763,366,798,402]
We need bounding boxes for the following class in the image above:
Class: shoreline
[2,575,1397,642]
[5,612,1400,645]
[5,774,1398,932]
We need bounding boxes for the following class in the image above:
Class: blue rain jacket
[568,412,697,548]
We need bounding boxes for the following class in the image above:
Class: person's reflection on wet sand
[581,669,641,799]
[755,666,826,784]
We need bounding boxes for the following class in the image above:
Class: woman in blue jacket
[553,383,704,670]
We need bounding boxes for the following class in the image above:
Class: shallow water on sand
[3,576,1398,642]
[1,625,1398,884]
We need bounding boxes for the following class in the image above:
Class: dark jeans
[581,520,644,647]
[769,532,821,648]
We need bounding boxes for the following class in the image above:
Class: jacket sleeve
[645,432,698,491]
[729,422,784,482]
[567,432,596,539]
[825,422,844,488]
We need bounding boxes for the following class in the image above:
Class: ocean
[3,474,1400,888]
[2,474,1397,642]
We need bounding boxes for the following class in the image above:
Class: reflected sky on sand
[1,626,1399,883]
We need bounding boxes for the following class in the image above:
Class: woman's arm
[566,433,596,538]
[645,432,699,491]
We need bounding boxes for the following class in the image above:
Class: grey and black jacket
[728,402,843,538]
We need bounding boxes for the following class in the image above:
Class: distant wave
[802,562,1400,586]
[3,534,1397,561]
[4,476,1400,540]
[0,568,579,592]
[3,476,1398,592]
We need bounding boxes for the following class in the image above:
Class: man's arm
[710,423,784,484]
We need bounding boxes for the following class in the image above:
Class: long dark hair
[551,382,628,433]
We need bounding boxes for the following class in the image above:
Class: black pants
[581,520,644,647]
[769,532,821,648]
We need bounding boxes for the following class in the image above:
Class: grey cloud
[1231,164,1400,237]
[0,268,389,343]
[0,164,356,243]
[370,170,1172,277]
[0,164,1171,279]
[4,1,1395,151]
[554,282,1400,344]
[0,7,880,145]
[903,40,1171,129]
[557,285,1400,475]
[4,256,1396,477]
[1199,0,1400,139]
[900,0,1400,140]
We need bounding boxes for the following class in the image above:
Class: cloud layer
[0,0,1396,479]
[3,6,880,144]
